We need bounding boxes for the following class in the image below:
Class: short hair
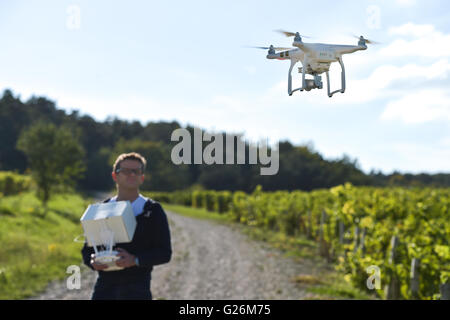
[113,152,147,173]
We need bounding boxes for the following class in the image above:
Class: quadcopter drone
[253,30,376,97]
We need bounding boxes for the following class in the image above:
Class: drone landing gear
[326,57,346,98]
[288,60,300,96]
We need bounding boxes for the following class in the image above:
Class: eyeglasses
[115,167,143,176]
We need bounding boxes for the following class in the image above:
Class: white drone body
[261,31,373,97]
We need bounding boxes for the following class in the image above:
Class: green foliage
[0,171,33,196]
[146,190,193,206]
[215,191,232,214]
[150,184,450,300]
[16,122,86,207]
[0,191,90,299]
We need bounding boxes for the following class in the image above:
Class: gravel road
[30,204,320,300]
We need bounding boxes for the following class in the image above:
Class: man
[81,152,172,300]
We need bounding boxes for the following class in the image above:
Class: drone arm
[292,41,311,53]
[336,45,366,56]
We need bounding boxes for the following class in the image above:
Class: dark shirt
[81,198,172,285]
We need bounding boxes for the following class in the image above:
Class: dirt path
[151,212,314,300]
[30,200,320,300]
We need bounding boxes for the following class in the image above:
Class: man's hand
[90,253,109,271]
[115,247,137,268]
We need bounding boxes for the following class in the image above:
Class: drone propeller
[244,44,294,55]
[274,29,311,38]
[352,34,380,45]
[247,45,293,51]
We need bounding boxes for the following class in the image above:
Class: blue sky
[1,0,449,174]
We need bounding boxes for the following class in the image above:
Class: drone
[253,30,377,97]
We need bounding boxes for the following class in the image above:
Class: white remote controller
[94,250,123,271]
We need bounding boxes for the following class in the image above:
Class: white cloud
[388,22,434,37]
[439,136,450,147]
[395,0,417,7]
[380,89,450,124]
[211,95,247,113]
[376,23,450,124]
[381,23,450,58]
[384,141,450,173]
[244,65,257,74]
[356,59,450,96]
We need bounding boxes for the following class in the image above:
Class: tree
[16,122,86,212]
[2,89,450,191]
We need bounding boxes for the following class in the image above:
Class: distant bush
[0,171,33,196]
[146,190,193,207]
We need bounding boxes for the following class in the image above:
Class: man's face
[112,159,145,190]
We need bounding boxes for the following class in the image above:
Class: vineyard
[145,184,450,300]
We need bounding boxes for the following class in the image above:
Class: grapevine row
[146,183,450,299]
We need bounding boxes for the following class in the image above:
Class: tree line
[1,88,449,194]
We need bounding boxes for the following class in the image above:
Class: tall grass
[0,191,90,299]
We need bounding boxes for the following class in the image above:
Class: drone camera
[314,75,323,88]
[302,75,323,91]
[304,76,323,91]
